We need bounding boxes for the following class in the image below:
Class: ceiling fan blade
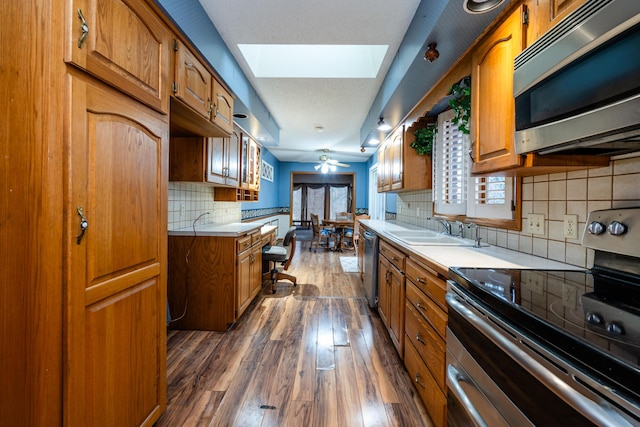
[334,162,350,168]
[314,163,322,170]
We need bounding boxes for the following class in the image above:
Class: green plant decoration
[448,76,471,135]
[411,125,436,156]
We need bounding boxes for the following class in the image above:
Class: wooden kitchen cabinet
[173,39,212,119]
[403,256,448,427]
[168,229,267,331]
[378,240,406,356]
[65,75,168,427]
[213,126,262,201]
[378,124,432,192]
[470,7,525,174]
[65,0,171,113]
[169,133,240,187]
[171,39,234,137]
[212,78,234,134]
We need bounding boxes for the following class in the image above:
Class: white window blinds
[434,109,468,215]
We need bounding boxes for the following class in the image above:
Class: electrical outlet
[416,207,420,217]
[527,213,545,236]
[564,214,579,239]
[180,204,186,217]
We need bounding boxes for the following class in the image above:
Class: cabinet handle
[414,373,426,389]
[415,332,426,345]
[76,205,89,244]
[77,9,89,48]
[212,102,218,119]
[469,140,476,162]
[416,300,427,312]
[415,276,426,284]
[207,98,213,117]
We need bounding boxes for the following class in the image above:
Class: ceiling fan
[314,149,350,173]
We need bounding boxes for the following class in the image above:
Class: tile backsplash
[168,182,240,230]
[396,154,640,268]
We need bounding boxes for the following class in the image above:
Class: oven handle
[446,292,635,427]
[446,364,489,427]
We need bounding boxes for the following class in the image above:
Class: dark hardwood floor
[157,239,433,427]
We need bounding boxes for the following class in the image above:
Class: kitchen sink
[387,230,476,246]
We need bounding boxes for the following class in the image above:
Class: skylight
[237,44,388,78]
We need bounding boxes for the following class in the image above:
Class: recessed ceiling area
[158,0,509,163]
[237,44,388,79]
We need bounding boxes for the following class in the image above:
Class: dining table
[322,218,355,252]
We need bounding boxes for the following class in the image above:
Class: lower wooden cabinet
[404,256,449,427]
[167,230,269,331]
[377,240,406,357]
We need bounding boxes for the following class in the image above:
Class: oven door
[446,285,632,427]
[447,330,532,427]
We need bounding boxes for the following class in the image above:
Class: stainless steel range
[446,207,640,426]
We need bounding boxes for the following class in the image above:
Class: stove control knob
[585,312,603,325]
[606,322,625,336]
[607,221,627,236]
[588,221,606,235]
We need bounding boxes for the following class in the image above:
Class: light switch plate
[527,213,545,236]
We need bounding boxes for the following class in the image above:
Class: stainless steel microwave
[513,0,640,156]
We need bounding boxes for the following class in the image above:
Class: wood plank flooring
[157,239,434,427]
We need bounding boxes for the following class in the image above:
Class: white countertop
[169,222,269,237]
[361,219,582,275]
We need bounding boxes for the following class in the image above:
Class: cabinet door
[65,0,170,113]
[212,79,234,134]
[250,245,263,299]
[470,9,525,174]
[388,264,405,356]
[237,248,252,317]
[206,137,227,185]
[226,130,241,188]
[377,255,390,328]
[173,39,213,119]
[377,142,391,192]
[66,76,167,426]
[390,127,403,190]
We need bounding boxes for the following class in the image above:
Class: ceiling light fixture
[377,117,392,131]
[424,43,439,62]
[320,163,329,174]
[463,0,507,14]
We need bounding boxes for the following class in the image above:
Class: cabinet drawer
[237,235,252,253]
[406,281,447,340]
[379,240,405,272]
[406,257,447,310]
[405,300,445,391]
[250,231,261,247]
[404,339,447,427]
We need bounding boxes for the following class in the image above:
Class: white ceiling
[198,0,421,165]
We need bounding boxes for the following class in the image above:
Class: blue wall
[244,149,370,210]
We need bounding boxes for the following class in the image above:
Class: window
[433,109,515,221]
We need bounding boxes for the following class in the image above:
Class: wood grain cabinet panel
[378,240,406,356]
[212,78,234,134]
[470,8,525,174]
[378,124,432,192]
[66,75,167,427]
[65,0,171,113]
[173,39,213,119]
[169,134,240,187]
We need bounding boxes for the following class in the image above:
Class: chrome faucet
[454,221,465,237]
[433,217,452,235]
[467,222,482,248]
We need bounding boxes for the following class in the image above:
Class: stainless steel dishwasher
[362,229,379,308]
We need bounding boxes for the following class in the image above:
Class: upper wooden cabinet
[212,79,234,135]
[377,124,432,192]
[171,39,234,137]
[240,132,261,191]
[173,39,212,119]
[169,134,240,188]
[65,0,171,114]
[470,8,525,175]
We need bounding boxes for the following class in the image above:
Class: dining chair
[310,213,334,252]
[353,214,371,250]
[262,226,297,293]
[335,212,356,252]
